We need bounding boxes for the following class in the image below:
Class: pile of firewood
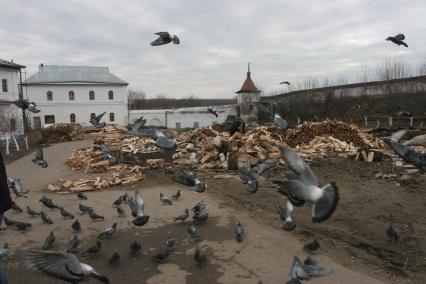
[91,126,122,151]
[66,145,110,173]
[121,136,158,154]
[41,123,85,144]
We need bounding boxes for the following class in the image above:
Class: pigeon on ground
[11,201,23,213]
[187,224,200,239]
[112,196,123,207]
[131,191,150,226]
[8,178,29,197]
[39,196,59,209]
[116,206,125,217]
[14,99,40,113]
[77,192,88,200]
[174,209,189,222]
[32,148,48,168]
[42,231,55,250]
[23,250,109,283]
[3,217,15,227]
[151,32,180,46]
[127,116,146,132]
[286,256,332,283]
[90,112,106,128]
[234,222,244,242]
[98,223,117,239]
[386,225,399,243]
[99,144,117,166]
[128,128,177,151]
[160,193,173,205]
[60,207,75,219]
[192,201,206,215]
[386,33,408,47]
[109,250,120,266]
[193,212,209,225]
[40,211,53,224]
[79,204,93,215]
[207,106,218,117]
[171,190,181,200]
[383,129,426,172]
[72,220,81,232]
[82,239,102,256]
[194,248,206,267]
[66,235,80,253]
[173,169,206,193]
[89,211,105,221]
[27,206,40,217]
[130,240,142,256]
[280,81,291,85]
[235,168,258,193]
[151,237,175,263]
[14,220,32,230]
[0,244,9,259]
[303,239,320,254]
[274,146,339,231]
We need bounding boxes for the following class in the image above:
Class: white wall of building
[26,84,128,127]
[0,67,24,136]
[0,67,20,101]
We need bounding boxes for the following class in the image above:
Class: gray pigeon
[193,212,209,225]
[386,225,399,243]
[72,220,81,232]
[39,196,59,209]
[251,158,277,177]
[99,144,117,166]
[252,101,288,129]
[82,239,102,256]
[173,169,206,193]
[160,193,173,205]
[151,237,174,263]
[234,222,244,242]
[192,201,206,215]
[90,112,106,128]
[98,223,117,239]
[274,146,339,231]
[174,209,189,222]
[151,32,180,46]
[194,248,206,267]
[109,250,120,266]
[66,235,80,253]
[132,191,150,226]
[14,99,40,113]
[116,206,125,217]
[286,255,332,283]
[89,211,105,221]
[386,33,408,47]
[23,250,109,283]
[32,148,48,168]
[14,220,32,230]
[9,178,29,197]
[128,116,146,132]
[171,190,181,200]
[235,169,258,193]
[77,192,88,200]
[40,211,53,224]
[79,204,93,215]
[128,128,177,151]
[27,206,40,217]
[60,207,75,219]
[42,231,55,250]
[0,244,9,259]
[130,240,142,256]
[187,224,200,239]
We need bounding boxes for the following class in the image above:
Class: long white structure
[24,65,129,128]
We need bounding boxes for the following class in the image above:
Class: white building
[129,105,236,129]
[0,59,26,139]
[236,63,261,123]
[24,65,129,128]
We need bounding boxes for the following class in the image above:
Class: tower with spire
[236,62,261,122]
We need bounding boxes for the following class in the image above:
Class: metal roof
[24,65,128,85]
[0,59,25,69]
[236,71,260,93]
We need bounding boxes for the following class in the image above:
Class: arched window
[109,112,115,122]
[89,90,95,100]
[69,91,75,101]
[47,91,53,101]
[70,113,76,123]
[90,113,96,120]
[108,90,114,100]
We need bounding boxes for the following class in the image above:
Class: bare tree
[0,106,19,134]
[128,88,147,110]
[376,58,413,81]
[417,58,426,76]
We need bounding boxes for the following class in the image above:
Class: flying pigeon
[9,178,29,197]
[187,223,200,239]
[66,235,80,253]
[171,190,181,200]
[27,206,40,217]
[128,128,177,151]
[42,231,55,250]
[386,225,399,243]
[0,244,9,259]
[13,99,40,113]
[109,250,120,266]
[386,33,408,47]
[11,201,23,213]
[173,169,206,193]
[90,112,106,128]
[235,168,259,193]
[32,147,48,168]
[174,209,189,222]
[72,220,81,232]
[383,129,426,172]
[89,211,105,221]
[280,81,291,85]
[207,106,218,117]
[286,256,332,283]
[40,211,53,224]
[99,144,117,166]
[98,223,117,239]
[274,146,339,231]
[252,101,288,129]
[194,248,206,267]
[77,192,88,200]
[303,239,320,254]
[79,204,93,215]
[60,207,75,219]
[14,220,32,230]
[116,206,125,217]
[251,158,278,177]
[23,250,109,283]
[151,32,180,46]
[131,191,150,226]
[160,193,173,205]
[82,239,102,256]
[234,222,244,242]
[193,212,209,226]
[127,116,146,132]
[130,240,142,256]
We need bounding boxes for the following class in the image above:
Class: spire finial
[248,62,251,72]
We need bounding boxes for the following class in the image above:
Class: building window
[70,113,76,123]
[69,91,75,101]
[109,112,115,122]
[108,90,114,100]
[194,122,199,128]
[44,115,55,124]
[2,79,7,92]
[10,119,16,131]
[89,90,95,100]
[90,113,96,120]
[47,91,53,101]
[176,122,181,129]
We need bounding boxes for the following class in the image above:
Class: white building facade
[24,65,129,128]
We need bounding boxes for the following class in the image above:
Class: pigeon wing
[155,32,170,37]
[313,183,339,223]
[156,135,176,150]
[172,35,180,44]
[390,129,408,143]
[274,114,288,129]
[23,251,83,282]
[131,116,146,132]
[277,180,307,206]
[290,256,311,280]
[303,264,333,278]
[135,191,145,217]
[394,33,405,41]
[279,146,318,186]
[95,112,106,123]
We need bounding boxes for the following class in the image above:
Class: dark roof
[263,75,426,99]
[236,71,260,93]
[0,59,25,70]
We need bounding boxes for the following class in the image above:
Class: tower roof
[236,62,260,93]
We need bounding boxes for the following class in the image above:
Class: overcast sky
[1,0,425,98]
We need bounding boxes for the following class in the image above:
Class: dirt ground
[0,139,425,283]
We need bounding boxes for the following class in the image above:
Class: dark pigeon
[128,116,146,132]
[90,112,106,128]
[160,193,173,205]
[40,211,53,224]
[193,212,209,225]
[79,204,93,215]
[192,201,206,215]
[71,220,81,232]
[130,240,141,256]
[386,225,399,243]
[151,32,180,46]
[3,217,15,227]
[303,239,320,253]
[280,81,291,85]
[9,178,29,197]
[77,192,88,200]
[82,239,102,256]
[234,222,244,242]
[109,250,120,266]
[173,169,206,193]
[89,211,105,221]
[27,206,40,217]
[131,191,150,226]
[174,209,189,222]
[187,224,200,239]
[98,223,117,239]
[14,220,32,230]
[32,148,48,168]
[207,106,218,117]
[151,237,175,263]
[99,144,117,166]
[112,196,123,207]
[171,190,181,200]
[42,231,55,250]
[116,206,125,217]
[66,235,80,253]
[60,207,75,219]
[194,248,206,267]
[386,33,408,47]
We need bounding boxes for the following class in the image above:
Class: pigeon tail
[312,182,339,223]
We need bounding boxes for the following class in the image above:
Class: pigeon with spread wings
[151,32,180,46]
[90,112,106,128]
[128,128,177,151]
[386,33,408,47]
